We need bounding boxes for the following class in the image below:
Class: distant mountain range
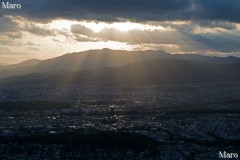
[0,59,42,79]
[1,49,240,85]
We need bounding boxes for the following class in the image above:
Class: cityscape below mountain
[0,49,240,159]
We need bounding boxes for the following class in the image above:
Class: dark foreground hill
[2,59,240,86]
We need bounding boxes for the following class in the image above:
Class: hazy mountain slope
[0,49,171,79]
[2,59,240,86]
[0,48,240,80]
[25,49,171,73]
[25,49,240,75]
[172,54,240,63]
[0,59,42,69]
[0,59,42,79]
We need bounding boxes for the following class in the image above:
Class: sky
[0,0,240,64]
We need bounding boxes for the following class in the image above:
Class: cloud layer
[1,0,240,22]
[0,0,240,63]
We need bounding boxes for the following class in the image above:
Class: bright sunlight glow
[48,20,167,33]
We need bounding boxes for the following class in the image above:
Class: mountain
[0,48,240,81]
[171,54,240,63]
[21,49,172,73]
[2,59,240,86]
[3,59,42,69]
[0,59,42,79]
[0,49,170,79]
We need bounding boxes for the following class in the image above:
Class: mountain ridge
[0,49,240,82]
[1,58,240,86]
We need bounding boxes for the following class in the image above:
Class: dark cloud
[4,32,23,39]
[195,21,237,30]
[71,24,95,36]
[0,16,20,32]
[71,24,185,45]
[52,39,61,43]
[70,23,240,53]
[0,16,19,34]
[0,18,54,46]
[73,24,240,53]
[188,31,240,52]
[0,16,56,39]
[1,0,239,55]
[192,0,240,22]
[0,16,23,41]
[1,0,240,22]
[24,23,56,36]
[74,35,97,42]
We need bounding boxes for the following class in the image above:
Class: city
[0,81,239,159]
